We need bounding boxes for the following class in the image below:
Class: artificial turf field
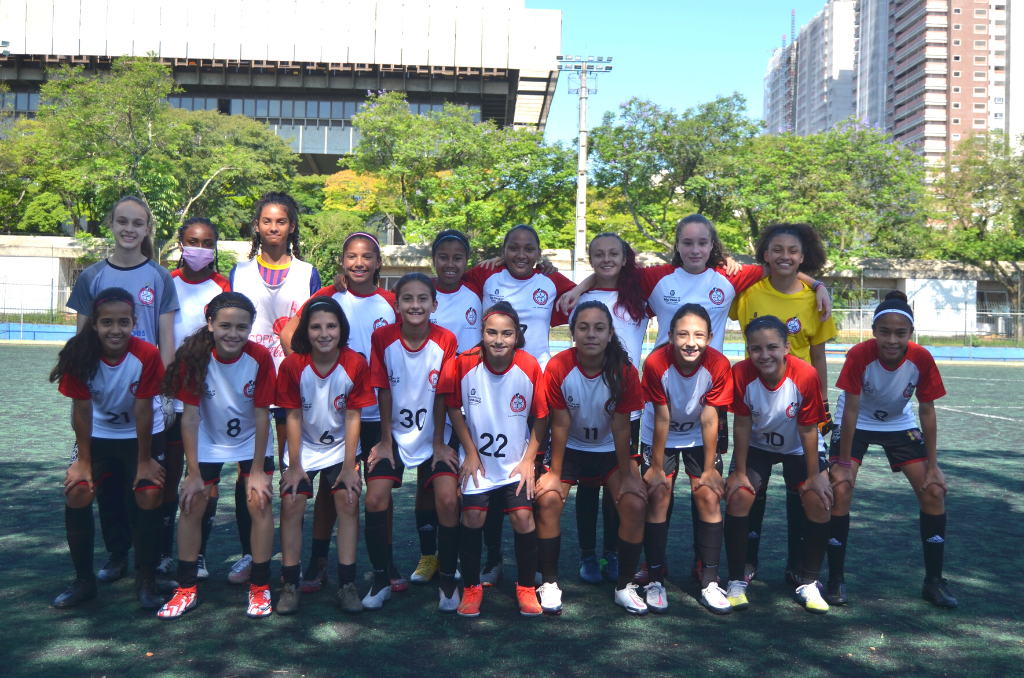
[1,344,1022,678]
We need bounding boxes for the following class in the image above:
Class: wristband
[812,280,825,292]
[833,459,852,468]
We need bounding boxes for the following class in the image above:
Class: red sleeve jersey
[731,355,824,455]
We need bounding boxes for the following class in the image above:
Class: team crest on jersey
[708,288,726,305]
[785,402,798,418]
[203,382,216,398]
[604,398,617,415]
[903,382,916,399]
[373,318,389,330]
[388,370,400,385]
[469,387,481,406]
[466,308,478,325]
[138,284,155,306]
[533,289,549,305]
[129,380,139,396]
[510,393,527,413]
[566,394,580,410]
[786,317,802,335]
[428,370,440,389]
[489,288,503,304]
[334,394,347,411]
[663,289,681,304]
[243,380,256,398]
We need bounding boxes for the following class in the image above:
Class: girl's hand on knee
[179,474,206,514]
[921,464,948,497]
[64,460,94,496]
[280,464,308,502]
[724,471,754,502]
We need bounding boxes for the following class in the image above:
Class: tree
[17,192,71,233]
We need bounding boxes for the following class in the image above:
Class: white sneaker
[361,585,392,610]
[438,587,460,613]
[479,560,503,587]
[644,581,668,613]
[796,582,830,614]
[536,582,563,615]
[614,583,648,615]
[700,582,732,615]
[228,554,253,584]
[726,579,749,610]
[196,554,209,582]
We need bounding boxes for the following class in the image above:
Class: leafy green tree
[17,192,71,233]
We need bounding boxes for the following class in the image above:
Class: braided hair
[176,217,219,272]
[248,192,302,260]
[163,292,257,399]
[49,288,136,386]
[671,214,727,270]
[570,300,631,404]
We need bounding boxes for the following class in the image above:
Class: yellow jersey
[729,278,837,363]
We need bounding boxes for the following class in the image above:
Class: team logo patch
[604,398,617,415]
[709,288,726,305]
[663,289,681,304]
[903,382,916,399]
[907,428,924,443]
[699,394,707,407]
[469,387,481,406]
[129,380,139,396]
[138,284,155,306]
[203,382,216,398]
[243,380,256,398]
[428,370,440,388]
[373,317,389,330]
[466,308,478,325]
[785,402,798,418]
[533,289,549,305]
[334,394,347,411]
[566,394,580,410]
[273,316,290,336]
[510,393,527,413]
[786,317,802,335]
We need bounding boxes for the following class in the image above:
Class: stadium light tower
[556,54,613,282]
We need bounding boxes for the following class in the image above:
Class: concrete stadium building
[0,0,562,172]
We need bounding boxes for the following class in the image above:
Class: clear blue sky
[532,0,833,145]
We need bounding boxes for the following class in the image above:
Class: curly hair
[671,214,727,270]
[107,196,156,260]
[291,296,350,355]
[588,233,646,323]
[163,292,257,399]
[49,288,136,386]
[755,223,827,274]
[176,217,219,272]
[570,300,632,404]
[248,192,302,260]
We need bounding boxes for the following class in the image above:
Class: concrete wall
[0,256,62,312]
[902,278,978,335]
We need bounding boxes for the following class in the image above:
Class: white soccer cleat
[700,582,733,615]
[361,585,392,610]
[536,581,563,615]
[228,554,253,584]
[438,587,460,613]
[796,582,830,614]
[613,583,648,615]
[644,581,668,613]
[726,579,750,610]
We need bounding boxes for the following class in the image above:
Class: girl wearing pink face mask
[160,218,232,584]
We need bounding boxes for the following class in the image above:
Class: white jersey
[640,344,733,449]
[834,340,946,432]
[231,257,316,368]
[463,266,575,370]
[306,285,397,422]
[543,348,643,452]
[640,264,764,350]
[432,282,482,353]
[439,349,547,493]
[276,349,376,472]
[731,355,825,456]
[58,337,165,439]
[170,269,232,412]
[176,341,276,463]
[371,324,458,466]
[569,288,649,369]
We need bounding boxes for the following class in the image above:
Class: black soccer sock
[250,560,271,587]
[459,525,483,587]
[159,498,178,559]
[827,514,851,583]
[666,489,675,528]
[437,524,459,597]
[282,563,301,586]
[416,509,439,557]
[235,476,252,556]
[65,505,96,582]
[388,542,400,579]
[537,536,561,584]
[483,504,504,566]
[725,514,750,582]
[337,562,356,587]
[575,484,599,559]
[616,538,644,590]
[136,506,162,581]
[920,512,946,581]
[800,517,830,585]
[514,529,539,587]
[697,520,724,589]
[602,487,619,556]
[690,494,700,557]
[643,521,668,584]
[364,509,390,593]
[95,473,131,554]
[786,489,805,567]
[310,537,330,564]
[745,485,768,566]
[199,496,218,558]
[177,559,198,589]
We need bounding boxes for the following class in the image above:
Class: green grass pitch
[1,344,1022,677]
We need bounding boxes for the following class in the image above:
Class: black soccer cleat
[825,580,849,606]
[137,579,165,610]
[97,551,129,583]
[53,578,98,608]
[922,577,958,609]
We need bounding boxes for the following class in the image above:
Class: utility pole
[556,54,613,282]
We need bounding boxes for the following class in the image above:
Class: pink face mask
[181,246,216,271]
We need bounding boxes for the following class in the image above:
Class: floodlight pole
[574,67,589,283]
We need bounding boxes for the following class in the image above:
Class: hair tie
[344,232,380,247]
[873,308,914,323]
[96,296,134,309]
[482,310,514,323]
[207,302,256,320]
[432,234,468,254]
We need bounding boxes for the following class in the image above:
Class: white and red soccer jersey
[730,355,825,456]
[307,285,397,421]
[640,344,733,449]
[640,264,764,350]
[370,323,458,467]
[544,348,643,452]
[835,340,946,432]
[564,288,650,371]
[171,269,232,412]
[176,341,276,463]
[59,337,165,439]
[439,349,548,493]
[276,349,376,472]
[231,257,316,368]
[432,282,483,353]
[463,265,575,370]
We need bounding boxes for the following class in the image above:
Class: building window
[974,119,986,127]
[975,40,987,48]
[953,55,961,62]
[953,8,961,14]
[975,56,987,64]
[953,86,961,93]
[974,87,986,95]
[994,97,1004,104]
[975,71,986,79]
[953,71,961,77]
[974,103,986,110]
[954,24,961,30]
[952,118,961,124]
[975,9,988,16]
[994,112,1004,119]
[975,24,987,32]
[953,102,961,109]
[952,134,961,140]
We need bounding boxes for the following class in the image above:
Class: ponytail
[49,287,136,386]
[570,300,631,404]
